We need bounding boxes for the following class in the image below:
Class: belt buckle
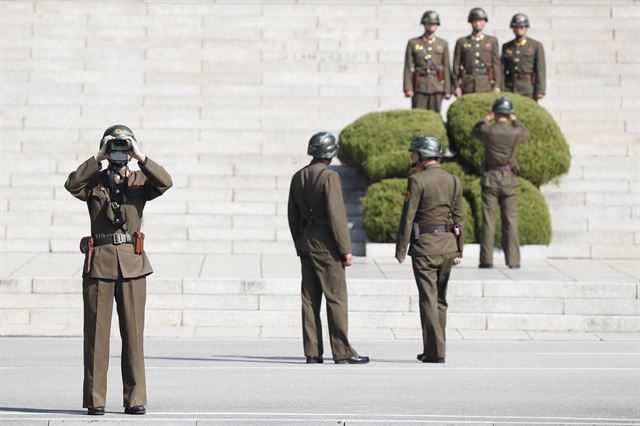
[112,233,126,245]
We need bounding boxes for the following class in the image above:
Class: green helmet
[492,97,514,115]
[420,10,440,25]
[510,13,530,28]
[468,7,488,22]
[409,135,442,159]
[101,124,136,146]
[307,132,338,159]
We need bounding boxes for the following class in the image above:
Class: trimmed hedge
[447,92,570,187]
[338,109,448,182]
[465,176,552,246]
[361,177,475,244]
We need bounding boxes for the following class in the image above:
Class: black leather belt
[420,224,450,234]
[93,233,133,246]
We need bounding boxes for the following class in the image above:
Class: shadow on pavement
[0,407,85,415]
[145,355,304,364]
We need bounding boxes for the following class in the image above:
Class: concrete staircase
[1,0,639,259]
[2,276,638,337]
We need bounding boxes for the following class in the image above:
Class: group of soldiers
[65,7,534,416]
[404,8,546,113]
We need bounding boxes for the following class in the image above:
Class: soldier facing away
[65,125,172,415]
[403,10,452,113]
[501,13,546,101]
[471,97,530,269]
[453,7,501,96]
[395,136,464,363]
[287,132,369,365]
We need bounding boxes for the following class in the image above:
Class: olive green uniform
[501,37,546,99]
[404,35,452,113]
[395,163,464,360]
[65,156,172,409]
[287,160,357,361]
[472,120,529,266]
[453,34,501,94]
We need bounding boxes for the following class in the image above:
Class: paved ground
[1,337,639,425]
[2,251,639,282]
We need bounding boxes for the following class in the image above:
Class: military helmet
[492,97,514,115]
[510,13,530,28]
[420,10,440,25]
[101,124,136,146]
[307,131,339,159]
[409,135,442,159]
[468,7,488,22]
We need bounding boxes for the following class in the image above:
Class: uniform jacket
[501,37,546,97]
[288,161,351,258]
[471,120,530,171]
[65,156,173,280]
[395,163,464,258]
[453,34,501,92]
[403,35,452,95]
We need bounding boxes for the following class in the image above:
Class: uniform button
[475,59,480,64]
[115,189,120,193]
[475,44,480,48]
[516,50,520,55]
[514,58,520,62]
[475,51,480,57]
[427,47,432,51]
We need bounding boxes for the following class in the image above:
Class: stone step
[1,278,637,333]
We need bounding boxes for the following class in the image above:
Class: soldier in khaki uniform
[403,10,452,113]
[395,136,464,363]
[288,132,369,365]
[471,98,529,268]
[65,125,172,415]
[501,13,546,101]
[453,7,501,96]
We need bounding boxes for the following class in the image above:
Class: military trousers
[411,253,456,360]
[412,93,444,113]
[300,252,357,360]
[480,170,520,266]
[82,276,147,408]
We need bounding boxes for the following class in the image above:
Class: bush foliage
[446,92,570,187]
[361,176,475,244]
[338,109,448,182]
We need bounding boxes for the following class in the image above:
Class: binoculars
[107,138,132,164]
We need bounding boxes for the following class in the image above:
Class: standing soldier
[453,7,501,96]
[287,132,369,365]
[403,10,452,113]
[472,98,530,269]
[65,125,172,415]
[501,13,546,101]
[395,136,464,364]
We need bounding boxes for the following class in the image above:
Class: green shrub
[339,109,448,182]
[465,176,552,246]
[361,177,475,244]
[446,92,570,187]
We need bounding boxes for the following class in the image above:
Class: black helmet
[409,135,442,159]
[492,97,514,115]
[510,13,530,28]
[101,124,136,146]
[468,7,488,22]
[307,132,339,159]
[420,10,440,25]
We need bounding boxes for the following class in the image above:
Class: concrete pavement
[0,337,639,425]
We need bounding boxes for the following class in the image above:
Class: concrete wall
[1,0,639,258]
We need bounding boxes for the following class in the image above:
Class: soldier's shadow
[144,355,304,364]
[0,407,86,415]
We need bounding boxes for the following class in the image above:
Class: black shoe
[124,406,146,415]
[478,263,493,269]
[422,357,445,363]
[306,356,324,364]
[417,353,425,361]
[334,355,370,364]
[509,265,521,269]
[87,406,105,415]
